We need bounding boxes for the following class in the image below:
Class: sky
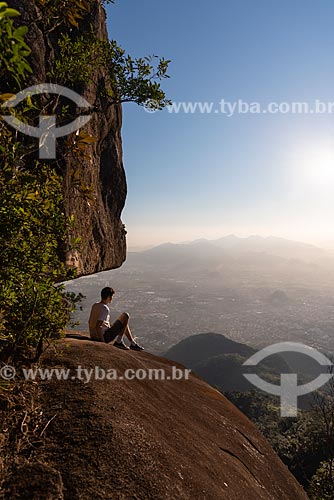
[105,0,334,249]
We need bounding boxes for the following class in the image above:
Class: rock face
[19,335,309,500]
[12,0,127,275]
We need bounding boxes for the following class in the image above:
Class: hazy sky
[106,0,334,249]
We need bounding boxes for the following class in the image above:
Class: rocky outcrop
[12,0,127,275]
[11,335,308,500]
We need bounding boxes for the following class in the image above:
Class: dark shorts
[103,319,124,344]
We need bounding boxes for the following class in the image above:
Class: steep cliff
[12,0,127,275]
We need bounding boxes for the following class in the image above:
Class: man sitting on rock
[88,286,144,351]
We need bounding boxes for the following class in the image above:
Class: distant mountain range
[126,235,331,286]
[131,235,325,262]
[207,235,323,259]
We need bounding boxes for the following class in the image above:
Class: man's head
[101,286,115,302]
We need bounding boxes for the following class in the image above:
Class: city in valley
[66,235,334,356]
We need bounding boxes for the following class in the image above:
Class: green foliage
[37,0,92,28]
[0,154,76,361]
[0,105,82,362]
[309,461,334,500]
[0,1,20,18]
[226,390,331,490]
[50,33,171,109]
[0,3,77,363]
[106,41,171,108]
[49,33,100,84]
[0,2,32,86]
[36,0,115,29]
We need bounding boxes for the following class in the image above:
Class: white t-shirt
[88,302,110,341]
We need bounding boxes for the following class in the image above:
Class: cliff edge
[4,335,309,500]
[12,0,127,275]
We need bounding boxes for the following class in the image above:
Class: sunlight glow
[296,147,334,187]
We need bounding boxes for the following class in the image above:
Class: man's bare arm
[95,320,105,342]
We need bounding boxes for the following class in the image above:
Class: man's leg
[113,313,144,351]
[115,312,135,343]
[103,313,129,344]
